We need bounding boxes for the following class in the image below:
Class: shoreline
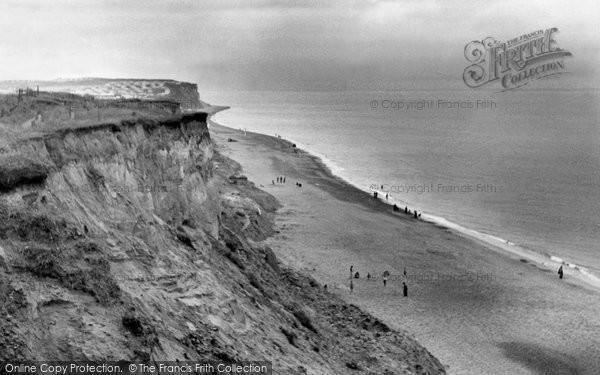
[208,118,600,375]
[208,114,600,293]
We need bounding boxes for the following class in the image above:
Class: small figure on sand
[386,193,389,200]
[405,206,408,214]
[383,270,389,287]
[403,282,408,297]
[414,210,418,219]
[350,265,353,279]
[354,271,360,279]
[383,276,388,287]
[374,192,378,199]
[367,272,371,280]
[393,204,399,212]
[272,180,275,185]
[558,266,564,279]
[283,177,286,183]
[350,280,354,293]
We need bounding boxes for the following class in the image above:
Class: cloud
[0,0,597,90]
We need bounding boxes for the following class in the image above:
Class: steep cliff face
[0,112,446,374]
[0,113,223,360]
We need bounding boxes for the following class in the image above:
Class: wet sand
[210,122,600,375]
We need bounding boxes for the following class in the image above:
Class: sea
[204,88,600,283]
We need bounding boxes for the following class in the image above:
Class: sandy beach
[210,121,600,375]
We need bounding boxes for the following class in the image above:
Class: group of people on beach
[271,175,303,188]
[373,187,421,219]
[389,200,421,219]
[349,265,408,296]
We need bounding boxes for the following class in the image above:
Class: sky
[0,0,598,91]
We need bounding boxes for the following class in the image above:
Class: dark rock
[280,327,297,347]
[346,362,359,370]
[293,309,317,333]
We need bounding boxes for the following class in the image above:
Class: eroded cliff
[0,111,446,374]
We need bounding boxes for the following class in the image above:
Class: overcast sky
[0,0,598,91]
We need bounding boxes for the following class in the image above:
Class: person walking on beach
[383,276,388,287]
[350,279,354,293]
[558,266,564,279]
[386,193,389,200]
[403,282,408,297]
[350,265,353,279]
[374,192,378,199]
[283,177,286,183]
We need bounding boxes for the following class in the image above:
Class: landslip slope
[0,87,446,374]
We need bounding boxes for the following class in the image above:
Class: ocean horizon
[206,88,600,283]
